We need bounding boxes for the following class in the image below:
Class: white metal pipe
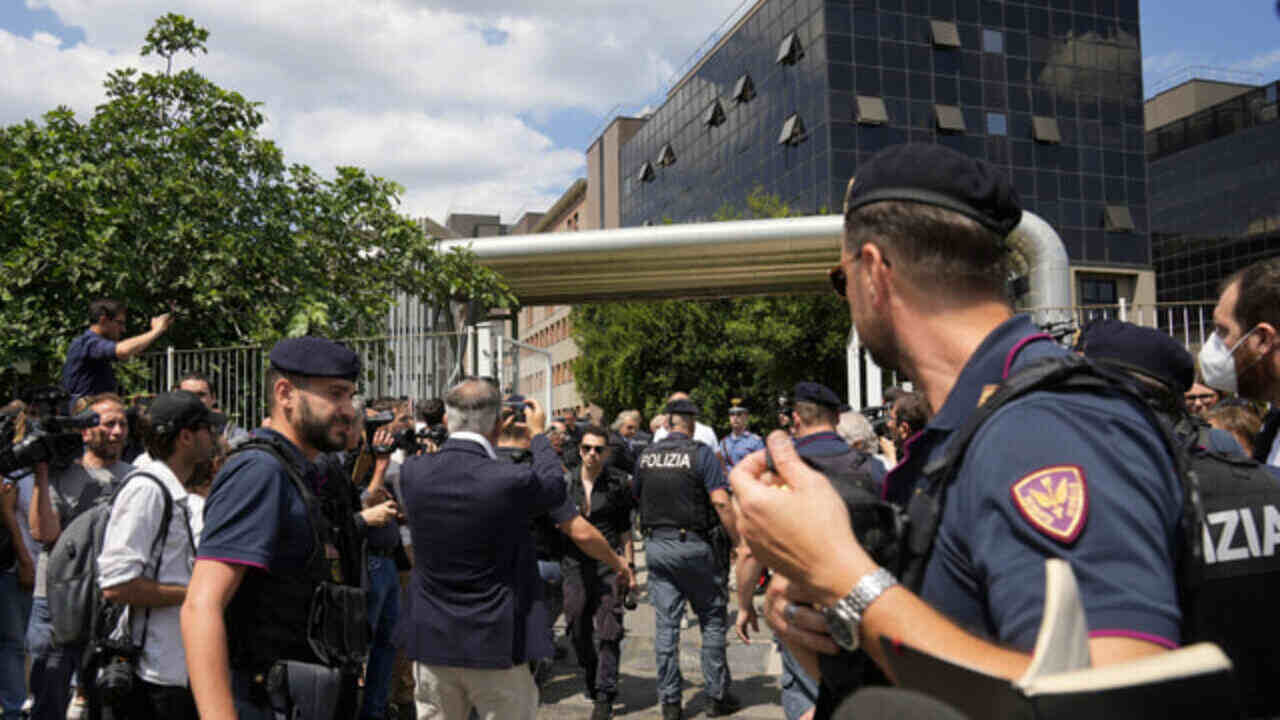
[499,336,553,416]
[1007,210,1074,339]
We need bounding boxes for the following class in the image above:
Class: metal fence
[1027,300,1219,350]
[140,332,467,429]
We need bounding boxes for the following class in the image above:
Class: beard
[86,434,122,463]
[298,396,348,453]
[856,312,902,374]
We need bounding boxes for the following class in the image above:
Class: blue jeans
[0,573,32,720]
[360,555,401,720]
[26,596,82,720]
[778,641,819,720]
[645,534,729,705]
[537,560,564,646]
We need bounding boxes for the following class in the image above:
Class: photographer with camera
[1,404,36,720]
[731,145,1184,718]
[28,393,134,720]
[877,392,927,467]
[61,300,173,409]
[94,391,223,718]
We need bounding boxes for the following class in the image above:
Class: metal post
[1118,297,1127,322]
[166,346,175,391]
[500,337,553,415]
[846,327,861,409]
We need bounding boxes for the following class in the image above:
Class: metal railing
[140,332,467,429]
[1025,299,1219,350]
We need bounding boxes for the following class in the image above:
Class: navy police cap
[843,144,1023,237]
[664,398,700,416]
[269,336,361,381]
[793,381,842,410]
[1076,318,1195,394]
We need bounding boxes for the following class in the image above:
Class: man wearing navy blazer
[397,379,634,719]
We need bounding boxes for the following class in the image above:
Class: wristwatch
[823,567,898,652]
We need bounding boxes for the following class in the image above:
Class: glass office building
[1148,81,1280,302]
[619,0,1149,269]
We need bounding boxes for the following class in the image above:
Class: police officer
[182,337,375,720]
[730,144,1184,715]
[635,398,740,720]
[719,399,763,471]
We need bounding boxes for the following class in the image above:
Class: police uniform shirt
[197,428,318,572]
[633,431,728,500]
[882,315,1183,652]
[721,430,765,469]
[793,430,849,458]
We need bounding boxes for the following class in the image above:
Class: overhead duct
[1007,211,1075,341]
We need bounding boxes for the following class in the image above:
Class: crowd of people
[2,143,1280,720]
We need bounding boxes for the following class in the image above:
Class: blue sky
[1,1,1277,222]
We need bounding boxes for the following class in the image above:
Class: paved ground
[537,542,787,719]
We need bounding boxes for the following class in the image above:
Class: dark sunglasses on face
[580,443,607,455]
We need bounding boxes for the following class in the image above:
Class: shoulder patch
[1010,465,1088,544]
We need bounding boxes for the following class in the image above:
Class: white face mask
[1198,327,1258,394]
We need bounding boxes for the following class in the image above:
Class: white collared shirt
[654,422,721,454]
[449,431,498,459]
[97,459,198,687]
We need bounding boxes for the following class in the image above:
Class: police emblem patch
[1010,465,1088,544]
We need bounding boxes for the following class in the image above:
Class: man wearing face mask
[1204,258,1280,467]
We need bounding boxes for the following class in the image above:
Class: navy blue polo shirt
[197,429,317,572]
[794,430,850,458]
[61,329,118,402]
[883,315,1183,651]
[633,431,728,500]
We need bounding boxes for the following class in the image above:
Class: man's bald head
[668,391,690,402]
[445,379,502,435]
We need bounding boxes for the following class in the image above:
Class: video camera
[860,405,892,438]
[0,387,99,475]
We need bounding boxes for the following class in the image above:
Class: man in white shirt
[652,392,720,456]
[97,390,221,718]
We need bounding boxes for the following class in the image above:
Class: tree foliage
[0,14,512,388]
[571,191,850,434]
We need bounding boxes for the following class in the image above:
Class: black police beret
[794,381,842,410]
[148,390,225,434]
[1076,319,1195,393]
[843,143,1023,237]
[269,337,361,381]
[664,398,700,416]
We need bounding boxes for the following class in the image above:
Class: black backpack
[908,353,1280,717]
[46,472,173,648]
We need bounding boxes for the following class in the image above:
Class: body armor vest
[637,436,712,534]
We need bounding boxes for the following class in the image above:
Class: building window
[935,104,967,133]
[778,113,807,145]
[1032,116,1062,144]
[1104,205,1136,232]
[776,32,804,66]
[656,143,677,167]
[703,98,726,128]
[1079,277,1118,305]
[638,161,655,183]
[732,73,756,103]
[930,20,961,48]
[856,96,890,125]
[982,29,1004,54]
[986,112,1007,135]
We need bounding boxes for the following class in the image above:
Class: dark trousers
[26,597,82,720]
[562,566,624,701]
[105,679,197,720]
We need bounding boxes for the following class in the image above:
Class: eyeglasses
[1185,394,1217,404]
[580,444,607,455]
[828,265,847,297]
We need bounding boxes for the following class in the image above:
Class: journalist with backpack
[27,394,132,720]
[93,390,220,718]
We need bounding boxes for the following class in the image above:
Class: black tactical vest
[637,435,712,534]
[224,439,369,674]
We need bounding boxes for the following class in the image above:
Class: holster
[707,525,731,574]
[306,582,370,669]
[266,661,343,720]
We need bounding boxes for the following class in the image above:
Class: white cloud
[1232,47,1280,75]
[8,0,743,223]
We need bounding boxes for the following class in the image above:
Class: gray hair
[612,409,642,431]
[444,379,502,434]
[837,410,877,453]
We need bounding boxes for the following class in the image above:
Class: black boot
[707,692,741,717]
[661,701,683,720]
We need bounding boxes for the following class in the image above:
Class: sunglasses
[828,265,847,297]
[580,443,607,455]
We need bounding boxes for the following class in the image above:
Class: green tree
[0,14,512,390]
[571,190,849,434]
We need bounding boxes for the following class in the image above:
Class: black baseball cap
[148,390,225,434]
[793,381,842,410]
[664,398,700,416]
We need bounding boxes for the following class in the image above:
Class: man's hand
[524,397,547,435]
[1,479,16,516]
[615,563,636,593]
[360,499,400,527]
[730,431,873,606]
[151,313,173,334]
[878,436,897,465]
[735,601,760,643]
[372,427,394,463]
[762,575,834,680]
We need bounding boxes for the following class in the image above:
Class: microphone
[835,687,972,720]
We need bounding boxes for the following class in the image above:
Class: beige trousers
[412,662,538,720]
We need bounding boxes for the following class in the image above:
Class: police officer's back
[182,337,369,720]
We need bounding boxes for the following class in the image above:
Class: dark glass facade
[620,0,1149,268]
[1148,81,1280,302]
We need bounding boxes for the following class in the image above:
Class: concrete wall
[587,116,647,230]
[1145,79,1255,131]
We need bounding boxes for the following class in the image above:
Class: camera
[861,405,892,438]
[503,399,527,424]
[0,387,99,475]
[418,424,448,447]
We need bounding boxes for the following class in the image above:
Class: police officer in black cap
[634,398,740,719]
[182,337,371,720]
